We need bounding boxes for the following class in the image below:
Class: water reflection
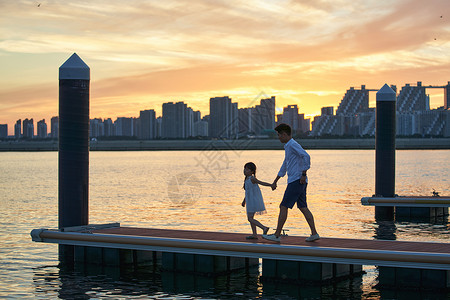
[373,210,450,241]
[32,263,376,299]
[373,220,397,240]
[3,150,449,299]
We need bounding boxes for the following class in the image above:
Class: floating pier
[362,196,450,221]
[31,224,450,288]
[362,196,450,207]
[31,60,449,292]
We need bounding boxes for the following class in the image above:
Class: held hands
[271,176,280,191]
[271,182,277,191]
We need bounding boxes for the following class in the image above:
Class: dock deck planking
[95,227,450,255]
[32,225,450,270]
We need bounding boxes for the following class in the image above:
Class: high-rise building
[162,102,185,138]
[355,109,376,136]
[336,85,369,116]
[238,107,251,134]
[299,114,310,133]
[0,124,7,138]
[161,102,194,139]
[444,81,450,110]
[139,109,156,140]
[415,110,449,136]
[37,119,47,138]
[238,97,276,135]
[209,96,238,138]
[22,118,34,138]
[252,96,275,134]
[312,85,369,136]
[103,118,114,137]
[156,117,162,138]
[193,111,201,123]
[90,118,104,138]
[185,107,194,138]
[193,120,208,137]
[132,117,139,138]
[396,112,416,136]
[277,105,310,134]
[14,119,21,139]
[311,82,450,137]
[50,116,59,138]
[321,107,334,116]
[114,117,133,136]
[397,82,428,112]
[280,105,300,130]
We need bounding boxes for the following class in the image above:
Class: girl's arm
[250,176,272,187]
[242,198,246,207]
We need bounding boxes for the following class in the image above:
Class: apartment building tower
[37,119,47,138]
[209,96,238,139]
[22,118,34,138]
[139,109,156,140]
[0,124,7,138]
[14,119,21,139]
[50,117,59,138]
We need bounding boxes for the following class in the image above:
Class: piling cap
[59,53,90,80]
[376,84,396,102]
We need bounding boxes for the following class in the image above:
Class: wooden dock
[361,196,450,207]
[31,225,450,270]
[361,196,450,220]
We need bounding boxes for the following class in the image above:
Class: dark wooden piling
[58,53,90,263]
[375,84,396,221]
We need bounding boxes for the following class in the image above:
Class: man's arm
[273,158,286,190]
[300,152,310,184]
[278,158,287,177]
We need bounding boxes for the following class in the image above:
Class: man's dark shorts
[280,180,307,209]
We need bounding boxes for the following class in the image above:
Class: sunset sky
[1,0,449,135]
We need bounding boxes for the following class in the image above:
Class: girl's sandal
[263,227,270,235]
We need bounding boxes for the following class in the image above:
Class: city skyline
[1,0,449,135]
[3,81,449,139]
[2,81,450,137]
[0,95,281,138]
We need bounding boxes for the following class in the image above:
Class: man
[263,123,320,242]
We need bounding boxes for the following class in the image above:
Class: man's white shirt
[278,138,310,184]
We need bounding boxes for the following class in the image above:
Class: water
[0,149,449,299]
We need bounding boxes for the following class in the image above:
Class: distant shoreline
[0,138,449,151]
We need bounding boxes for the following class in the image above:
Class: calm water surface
[0,150,449,299]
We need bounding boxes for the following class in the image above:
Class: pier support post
[58,53,90,263]
[261,259,363,284]
[395,207,449,222]
[378,266,450,289]
[161,253,256,276]
[375,84,396,221]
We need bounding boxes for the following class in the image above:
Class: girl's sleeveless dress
[244,176,266,215]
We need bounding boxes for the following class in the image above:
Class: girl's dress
[244,176,266,215]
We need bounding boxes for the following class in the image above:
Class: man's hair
[274,123,292,136]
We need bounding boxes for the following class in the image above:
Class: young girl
[241,162,271,239]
